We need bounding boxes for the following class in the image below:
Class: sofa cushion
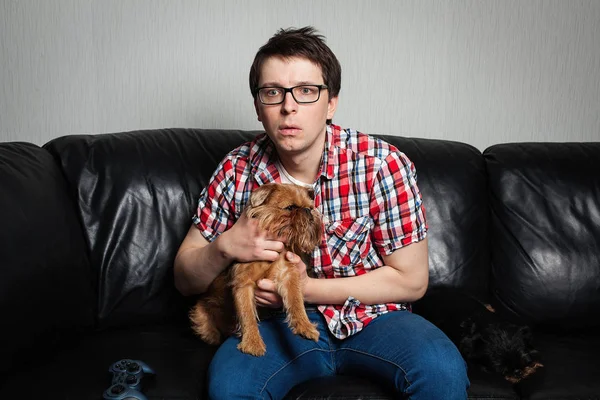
[485,143,600,330]
[44,129,258,329]
[514,329,600,400]
[0,142,94,374]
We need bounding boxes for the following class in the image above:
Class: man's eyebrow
[258,81,323,87]
[258,82,282,87]
[295,81,323,86]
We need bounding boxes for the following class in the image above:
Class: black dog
[411,287,543,383]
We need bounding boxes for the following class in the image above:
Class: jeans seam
[258,348,333,398]
[326,330,337,372]
[336,347,412,395]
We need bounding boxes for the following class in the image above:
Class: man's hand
[174,213,286,296]
[220,212,285,263]
[255,251,310,308]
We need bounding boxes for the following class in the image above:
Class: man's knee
[415,339,469,396]
[207,364,260,400]
[434,342,468,382]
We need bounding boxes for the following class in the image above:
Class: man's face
[254,56,338,157]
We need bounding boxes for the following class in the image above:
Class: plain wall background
[1,0,599,150]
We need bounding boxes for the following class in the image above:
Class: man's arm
[255,238,429,307]
[174,214,286,296]
[304,238,429,304]
[174,224,230,296]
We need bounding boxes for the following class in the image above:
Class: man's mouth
[279,125,301,135]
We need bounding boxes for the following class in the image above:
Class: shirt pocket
[325,216,371,276]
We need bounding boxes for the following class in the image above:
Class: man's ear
[327,96,338,121]
[254,98,262,122]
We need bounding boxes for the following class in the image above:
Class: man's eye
[300,86,315,94]
[266,89,281,96]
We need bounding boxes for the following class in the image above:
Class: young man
[174,27,469,399]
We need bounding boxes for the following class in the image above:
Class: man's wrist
[303,276,317,304]
[213,232,234,265]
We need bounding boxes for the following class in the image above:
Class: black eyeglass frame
[255,84,329,105]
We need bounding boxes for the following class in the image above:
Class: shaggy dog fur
[411,287,543,383]
[189,183,323,356]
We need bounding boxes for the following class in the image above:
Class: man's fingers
[263,239,285,252]
[255,279,281,304]
[265,232,287,243]
[257,240,285,261]
[255,295,280,308]
[255,281,282,308]
[255,294,272,307]
[257,279,275,291]
[259,249,280,262]
[285,251,299,262]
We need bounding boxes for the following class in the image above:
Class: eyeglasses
[255,85,329,105]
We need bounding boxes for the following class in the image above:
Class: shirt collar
[250,133,279,185]
[319,124,338,180]
[251,125,339,183]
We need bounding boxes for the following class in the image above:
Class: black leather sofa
[1,128,599,400]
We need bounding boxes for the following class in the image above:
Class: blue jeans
[207,309,469,399]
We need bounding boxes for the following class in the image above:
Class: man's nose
[281,91,298,112]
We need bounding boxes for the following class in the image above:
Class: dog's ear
[249,184,275,207]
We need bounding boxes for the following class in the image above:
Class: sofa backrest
[485,143,600,331]
[35,128,600,334]
[380,135,491,298]
[44,128,492,329]
[0,142,94,374]
[44,129,258,329]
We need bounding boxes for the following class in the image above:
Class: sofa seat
[1,323,215,399]
[515,329,600,400]
[1,323,530,400]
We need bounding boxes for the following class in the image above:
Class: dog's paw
[293,321,320,342]
[238,337,267,357]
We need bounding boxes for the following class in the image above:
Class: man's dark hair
[249,26,341,100]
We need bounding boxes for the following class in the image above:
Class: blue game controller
[103,359,155,400]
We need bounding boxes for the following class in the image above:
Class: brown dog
[190,183,323,356]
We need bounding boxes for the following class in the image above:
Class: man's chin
[276,142,304,154]
[267,134,302,152]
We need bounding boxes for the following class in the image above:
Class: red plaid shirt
[193,124,427,339]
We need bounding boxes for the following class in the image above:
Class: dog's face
[469,323,543,384]
[486,325,543,384]
[246,183,322,254]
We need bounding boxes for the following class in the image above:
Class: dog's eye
[514,369,523,378]
[284,205,299,211]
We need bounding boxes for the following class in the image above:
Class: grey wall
[1,0,599,150]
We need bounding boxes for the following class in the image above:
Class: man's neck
[278,128,326,184]
[278,150,321,184]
